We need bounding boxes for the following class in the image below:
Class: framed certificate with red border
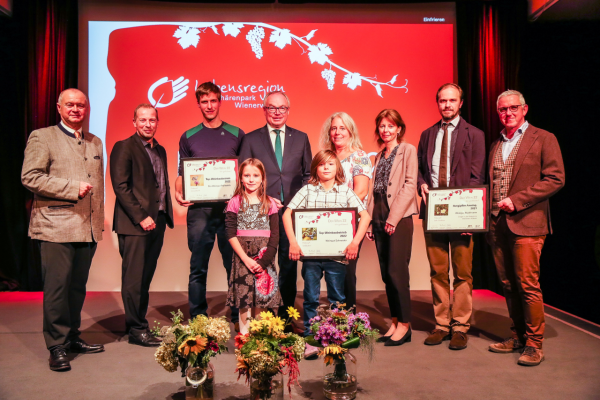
[424,185,489,233]
[182,157,238,202]
[292,208,358,260]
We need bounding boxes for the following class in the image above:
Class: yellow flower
[322,345,345,355]
[270,317,285,333]
[178,335,208,357]
[287,307,300,320]
[249,319,263,333]
[259,311,274,321]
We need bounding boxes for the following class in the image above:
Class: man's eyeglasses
[264,106,289,114]
[498,104,525,115]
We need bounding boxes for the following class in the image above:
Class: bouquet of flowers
[235,307,305,398]
[306,303,378,365]
[154,310,231,375]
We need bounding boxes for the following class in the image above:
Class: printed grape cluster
[321,69,336,90]
[246,26,266,59]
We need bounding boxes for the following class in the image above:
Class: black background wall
[1,1,599,323]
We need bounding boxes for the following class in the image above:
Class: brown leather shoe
[424,329,451,346]
[489,337,525,353]
[449,331,468,350]
[518,346,544,366]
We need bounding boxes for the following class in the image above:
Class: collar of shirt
[137,133,157,148]
[501,120,529,142]
[59,120,83,139]
[316,183,340,193]
[267,124,286,135]
[442,115,461,129]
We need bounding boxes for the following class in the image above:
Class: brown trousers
[424,232,474,333]
[488,214,546,348]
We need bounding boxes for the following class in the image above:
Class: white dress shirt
[500,121,529,162]
[431,115,460,188]
[268,124,286,153]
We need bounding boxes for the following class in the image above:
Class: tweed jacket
[367,142,419,231]
[21,125,104,243]
[488,124,565,236]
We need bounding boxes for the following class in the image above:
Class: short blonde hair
[497,90,526,107]
[320,112,363,152]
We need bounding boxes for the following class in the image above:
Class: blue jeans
[301,259,346,336]
[187,204,238,322]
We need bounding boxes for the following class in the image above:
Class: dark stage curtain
[0,0,78,291]
[457,0,527,293]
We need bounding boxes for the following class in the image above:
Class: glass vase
[323,352,358,400]
[185,362,215,399]
[249,373,284,400]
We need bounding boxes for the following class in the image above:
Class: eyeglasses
[498,104,525,115]
[264,106,289,114]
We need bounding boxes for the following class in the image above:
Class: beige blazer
[21,125,104,243]
[367,142,419,230]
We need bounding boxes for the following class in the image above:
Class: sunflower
[249,319,264,333]
[270,317,285,333]
[287,307,301,320]
[178,335,208,357]
[259,311,274,321]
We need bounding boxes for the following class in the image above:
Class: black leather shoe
[385,327,412,347]
[377,335,392,343]
[129,331,161,347]
[70,338,104,353]
[49,347,71,371]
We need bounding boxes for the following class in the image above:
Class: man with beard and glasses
[417,83,486,350]
[110,104,174,346]
[175,82,244,330]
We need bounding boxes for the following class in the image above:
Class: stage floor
[1,290,599,399]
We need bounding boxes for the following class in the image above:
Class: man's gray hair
[57,89,88,106]
[497,90,526,107]
[263,91,290,108]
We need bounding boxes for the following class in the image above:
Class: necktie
[274,129,283,170]
[439,123,449,188]
[274,129,284,202]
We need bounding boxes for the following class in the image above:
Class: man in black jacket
[110,103,174,346]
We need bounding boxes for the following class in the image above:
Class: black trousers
[277,207,298,316]
[39,240,97,349]
[118,212,166,335]
[372,193,413,323]
[344,240,364,311]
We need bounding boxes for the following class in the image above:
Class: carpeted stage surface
[1,290,599,399]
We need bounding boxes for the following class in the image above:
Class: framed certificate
[182,157,238,202]
[292,208,358,260]
[424,185,489,233]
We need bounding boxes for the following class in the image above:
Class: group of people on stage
[21,81,565,372]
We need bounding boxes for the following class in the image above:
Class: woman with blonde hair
[320,112,372,311]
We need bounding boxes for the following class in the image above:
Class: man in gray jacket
[22,88,105,371]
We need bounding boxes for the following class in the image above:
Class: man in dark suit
[238,91,312,321]
[417,83,486,350]
[22,88,105,371]
[487,90,564,366]
[110,103,174,347]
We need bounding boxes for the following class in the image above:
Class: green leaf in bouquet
[305,335,322,348]
[341,336,361,349]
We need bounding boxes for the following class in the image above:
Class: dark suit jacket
[238,125,312,206]
[110,134,174,235]
[417,117,486,219]
[488,124,565,236]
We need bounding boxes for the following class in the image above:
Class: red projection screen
[79,1,456,291]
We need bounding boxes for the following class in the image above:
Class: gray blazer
[21,125,104,243]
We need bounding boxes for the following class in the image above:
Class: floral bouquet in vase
[306,304,378,400]
[154,310,231,399]
[235,307,305,399]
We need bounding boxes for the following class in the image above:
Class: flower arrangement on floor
[235,307,305,399]
[306,304,378,399]
[154,310,231,375]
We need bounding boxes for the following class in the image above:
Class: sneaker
[489,337,525,353]
[304,343,319,360]
[518,346,544,366]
